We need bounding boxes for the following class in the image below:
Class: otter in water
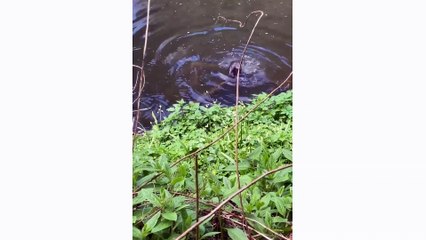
[228,61,242,78]
[176,60,250,99]
[187,60,243,79]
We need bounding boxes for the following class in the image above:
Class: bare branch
[133,0,151,135]
[232,10,264,235]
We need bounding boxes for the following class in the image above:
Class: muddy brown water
[133,0,292,131]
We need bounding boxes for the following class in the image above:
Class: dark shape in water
[228,61,242,78]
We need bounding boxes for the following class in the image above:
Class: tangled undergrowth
[133,91,292,240]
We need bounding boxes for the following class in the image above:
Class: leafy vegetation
[133,91,293,239]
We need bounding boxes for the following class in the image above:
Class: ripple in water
[133,0,292,129]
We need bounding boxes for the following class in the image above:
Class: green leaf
[133,188,154,205]
[200,232,221,239]
[283,149,292,161]
[133,210,144,224]
[162,212,177,222]
[222,162,251,171]
[264,211,272,226]
[170,176,185,186]
[145,192,161,207]
[272,167,292,184]
[260,194,271,209]
[227,228,249,240]
[151,220,173,233]
[271,148,283,162]
[223,177,232,189]
[273,216,288,223]
[175,204,190,212]
[220,152,234,163]
[143,211,161,232]
[249,146,263,160]
[273,197,286,216]
[136,173,157,187]
[133,226,142,239]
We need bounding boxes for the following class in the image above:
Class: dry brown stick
[134,71,293,191]
[175,164,292,240]
[132,65,146,105]
[133,69,140,92]
[246,217,290,240]
[194,155,200,240]
[216,10,264,28]
[133,0,151,134]
[232,10,264,235]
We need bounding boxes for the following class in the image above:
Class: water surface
[133,0,292,131]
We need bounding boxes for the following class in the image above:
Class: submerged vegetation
[133,91,293,239]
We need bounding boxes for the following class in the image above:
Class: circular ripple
[148,26,292,105]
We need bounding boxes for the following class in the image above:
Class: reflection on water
[133,0,292,130]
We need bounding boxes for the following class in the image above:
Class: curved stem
[233,10,264,235]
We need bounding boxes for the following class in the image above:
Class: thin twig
[231,10,264,235]
[246,217,290,240]
[132,65,146,105]
[133,0,151,134]
[195,155,200,240]
[175,164,292,240]
[134,72,292,192]
[216,10,263,28]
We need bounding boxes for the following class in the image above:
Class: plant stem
[195,155,200,240]
[233,10,264,236]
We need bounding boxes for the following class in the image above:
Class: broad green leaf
[133,188,153,205]
[271,148,283,162]
[273,216,288,223]
[175,204,190,212]
[133,226,142,239]
[283,149,292,161]
[162,212,177,222]
[283,196,292,209]
[249,146,263,160]
[226,228,249,240]
[136,173,157,187]
[222,162,251,171]
[170,176,185,186]
[151,220,173,233]
[166,233,180,240]
[143,211,161,232]
[200,232,221,239]
[223,177,232,189]
[133,210,144,224]
[273,197,286,216]
[264,211,272,226]
[260,194,271,209]
[172,196,186,208]
[272,167,292,184]
[145,192,161,207]
[220,152,234,163]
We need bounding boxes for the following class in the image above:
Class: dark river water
[133,0,292,131]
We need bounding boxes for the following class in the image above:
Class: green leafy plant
[133,91,292,239]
